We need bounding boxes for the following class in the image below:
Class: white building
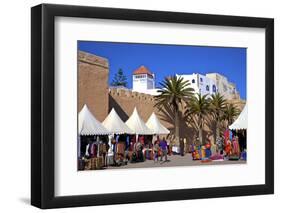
[177,73,240,99]
[132,66,240,100]
[177,73,217,97]
[206,73,239,99]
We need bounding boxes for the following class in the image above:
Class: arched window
[200,77,203,82]
[192,79,195,83]
[206,85,209,91]
[212,85,217,93]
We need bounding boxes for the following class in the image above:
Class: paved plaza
[107,153,246,170]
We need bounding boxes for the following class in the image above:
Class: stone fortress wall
[109,87,245,144]
[78,51,109,122]
[108,87,174,130]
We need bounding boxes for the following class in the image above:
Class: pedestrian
[102,142,108,167]
[135,140,144,162]
[159,137,168,162]
[166,136,171,155]
[153,140,160,162]
[179,138,184,156]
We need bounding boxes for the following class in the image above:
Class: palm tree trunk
[199,127,203,145]
[174,109,180,145]
[198,116,203,145]
[215,119,220,142]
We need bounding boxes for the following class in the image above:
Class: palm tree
[210,93,227,142]
[186,93,210,144]
[223,103,240,127]
[154,76,194,144]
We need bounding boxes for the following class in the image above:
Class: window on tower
[192,79,195,83]
[212,85,216,92]
[135,74,146,79]
[206,85,209,91]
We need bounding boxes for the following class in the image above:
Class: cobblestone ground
[107,153,246,170]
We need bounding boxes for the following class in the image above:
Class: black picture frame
[31,3,274,209]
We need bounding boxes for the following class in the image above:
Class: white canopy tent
[146,112,170,135]
[102,108,133,134]
[79,104,111,135]
[229,104,247,130]
[125,107,153,135]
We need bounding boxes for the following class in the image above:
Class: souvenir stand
[125,107,153,162]
[102,108,133,166]
[146,112,170,159]
[78,104,111,170]
[229,104,247,160]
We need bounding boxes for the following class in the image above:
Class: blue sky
[78,41,246,99]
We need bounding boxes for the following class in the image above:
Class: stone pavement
[107,153,246,170]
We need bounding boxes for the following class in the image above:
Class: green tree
[223,103,240,127]
[186,93,210,144]
[111,68,128,87]
[154,76,194,144]
[210,93,227,142]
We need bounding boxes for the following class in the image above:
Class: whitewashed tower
[132,65,155,92]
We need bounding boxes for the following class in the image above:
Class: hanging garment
[225,141,232,155]
[98,143,103,156]
[139,136,145,144]
[224,129,230,142]
[126,136,130,150]
[117,143,125,154]
[89,143,94,156]
[102,143,107,154]
[211,144,217,156]
[85,144,90,156]
[229,130,233,141]
[232,138,240,155]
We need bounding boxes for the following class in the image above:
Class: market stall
[102,108,133,165]
[78,104,111,170]
[146,112,170,159]
[229,103,247,160]
[229,104,247,130]
[125,107,153,162]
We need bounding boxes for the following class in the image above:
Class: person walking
[179,138,184,156]
[153,140,160,162]
[135,140,144,162]
[159,137,168,162]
